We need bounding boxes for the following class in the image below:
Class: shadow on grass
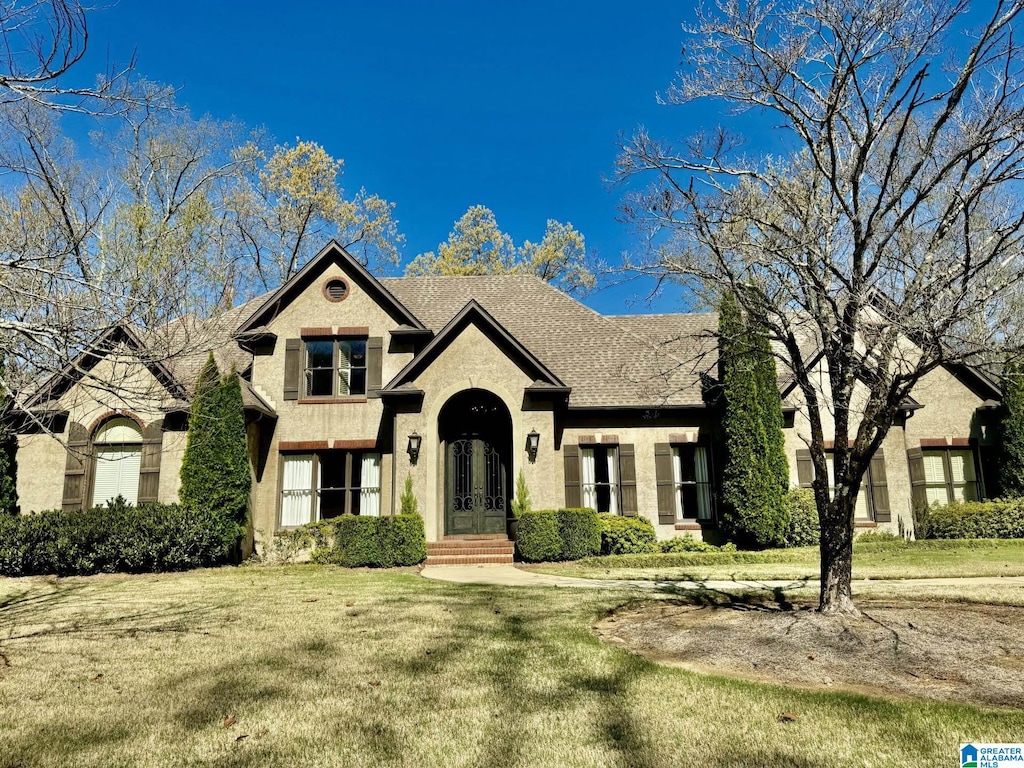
[2,571,1020,767]
[652,579,808,613]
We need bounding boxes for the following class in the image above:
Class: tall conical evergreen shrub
[1000,361,1024,498]
[179,355,251,525]
[719,292,789,548]
[0,429,18,516]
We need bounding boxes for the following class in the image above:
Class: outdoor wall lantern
[407,433,422,464]
[526,429,540,463]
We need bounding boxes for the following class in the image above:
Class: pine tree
[1000,361,1024,498]
[719,292,789,548]
[179,355,251,524]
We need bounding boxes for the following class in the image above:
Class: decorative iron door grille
[446,436,507,535]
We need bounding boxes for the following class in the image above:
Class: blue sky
[76,2,999,315]
[78,1,699,313]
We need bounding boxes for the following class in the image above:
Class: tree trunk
[818,495,859,615]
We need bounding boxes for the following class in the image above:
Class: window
[825,454,872,520]
[280,450,381,526]
[92,417,143,507]
[672,445,713,521]
[581,446,618,514]
[922,449,978,505]
[304,339,366,397]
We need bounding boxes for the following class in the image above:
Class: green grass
[523,538,1024,582]
[0,566,1022,767]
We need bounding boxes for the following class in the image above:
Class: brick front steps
[425,535,514,565]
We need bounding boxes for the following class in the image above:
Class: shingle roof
[381,276,713,407]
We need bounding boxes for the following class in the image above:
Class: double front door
[445,436,507,535]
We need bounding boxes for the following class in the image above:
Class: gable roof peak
[236,241,426,334]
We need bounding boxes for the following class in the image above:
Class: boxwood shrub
[598,514,657,555]
[0,500,238,577]
[311,514,427,568]
[917,499,1024,540]
[785,487,820,548]
[557,508,601,560]
[516,510,562,562]
[378,513,428,567]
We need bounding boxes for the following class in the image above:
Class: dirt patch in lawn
[595,599,1024,708]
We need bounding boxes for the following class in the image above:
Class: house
[14,242,1004,558]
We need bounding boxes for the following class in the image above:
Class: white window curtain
[694,447,712,520]
[281,454,314,526]
[92,446,142,507]
[671,446,684,518]
[337,342,351,396]
[581,447,597,510]
[606,448,619,515]
[360,453,382,517]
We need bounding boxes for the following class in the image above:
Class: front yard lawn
[523,538,1024,582]
[1,565,1022,767]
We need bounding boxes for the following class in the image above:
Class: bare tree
[0,1,138,113]
[617,0,1024,613]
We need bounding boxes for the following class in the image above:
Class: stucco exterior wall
[18,347,186,513]
[389,321,543,542]
[248,263,416,542]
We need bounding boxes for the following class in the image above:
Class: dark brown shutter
[62,422,91,512]
[907,447,927,511]
[284,338,301,401]
[868,451,890,523]
[796,449,814,487]
[366,336,383,395]
[654,443,676,525]
[618,444,637,516]
[563,445,582,508]
[137,420,164,505]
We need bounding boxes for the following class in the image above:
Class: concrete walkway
[420,563,1024,591]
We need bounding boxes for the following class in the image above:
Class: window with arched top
[91,417,143,507]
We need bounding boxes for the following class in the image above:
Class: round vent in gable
[323,278,349,302]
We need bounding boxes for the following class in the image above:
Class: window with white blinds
[91,417,143,507]
[922,449,978,504]
[92,446,142,507]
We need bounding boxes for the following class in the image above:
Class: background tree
[617,0,1024,613]
[406,204,593,294]
[228,140,403,292]
[1000,361,1024,497]
[718,292,789,548]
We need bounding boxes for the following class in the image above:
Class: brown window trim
[576,434,619,446]
[918,443,983,502]
[301,326,370,339]
[297,397,369,405]
[674,523,702,531]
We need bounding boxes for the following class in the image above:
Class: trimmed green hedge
[916,499,1024,540]
[516,510,562,562]
[516,508,601,562]
[0,500,238,577]
[316,514,427,568]
[378,514,428,567]
[598,514,657,555]
[557,508,601,560]
[785,488,820,547]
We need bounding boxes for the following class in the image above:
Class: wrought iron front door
[446,436,507,535]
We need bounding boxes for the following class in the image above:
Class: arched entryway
[438,389,512,536]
